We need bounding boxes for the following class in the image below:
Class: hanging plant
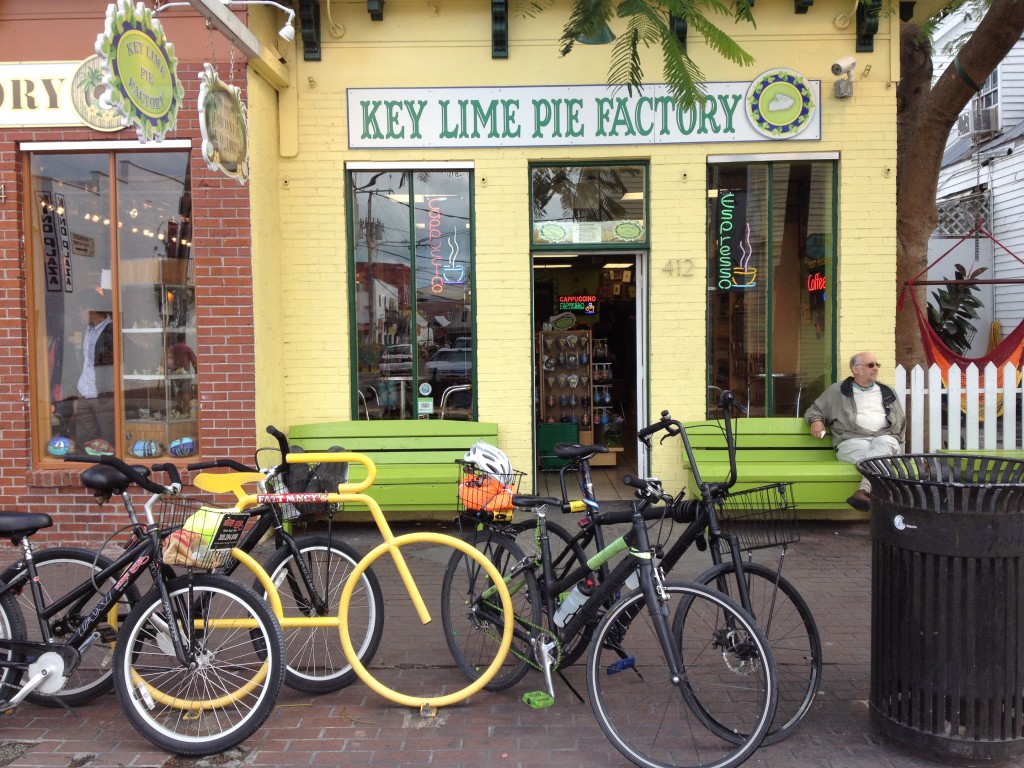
[926,262,987,355]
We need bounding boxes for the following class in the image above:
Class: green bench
[682,417,866,519]
[287,419,499,521]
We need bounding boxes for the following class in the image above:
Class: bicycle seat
[511,494,561,510]
[0,510,52,540]
[554,442,609,460]
[79,464,151,495]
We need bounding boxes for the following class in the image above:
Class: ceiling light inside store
[603,262,632,269]
[535,264,573,269]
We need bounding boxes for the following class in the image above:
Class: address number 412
[663,258,694,277]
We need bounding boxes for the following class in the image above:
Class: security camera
[831,56,857,76]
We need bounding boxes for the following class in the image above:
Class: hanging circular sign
[71,55,126,132]
[745,69,815,139]
[94,0,183,142]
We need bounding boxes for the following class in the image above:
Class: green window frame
[530,163,648,249]
[347,168,476,421]
[706,159,838,417]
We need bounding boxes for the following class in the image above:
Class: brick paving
[0,519,1019,768]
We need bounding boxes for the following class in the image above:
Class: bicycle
[185,424,384,694]
[443,470,779,768]
[205,446,516,712]
[446,391,821,745]
[0,456,285,756]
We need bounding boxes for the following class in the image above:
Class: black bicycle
[445,390,821,745]
[0,455,285,755]
[443,469,779,768]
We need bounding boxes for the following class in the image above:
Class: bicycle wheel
[257,533,383,694]
[441,530,540,690]
[588,581,777,768]
[113,573,285,756]
[694,561,821,745]
[0,547,141,707]
[0,588,25,703]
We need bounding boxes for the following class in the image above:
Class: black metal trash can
[858,453,1024,765]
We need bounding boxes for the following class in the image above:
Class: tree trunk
[896,0,1024,369]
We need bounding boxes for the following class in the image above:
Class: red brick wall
[0,62,256,549]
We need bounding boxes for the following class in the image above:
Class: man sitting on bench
[804,352,906,512]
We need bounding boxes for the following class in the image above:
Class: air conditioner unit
[970,106,998,137]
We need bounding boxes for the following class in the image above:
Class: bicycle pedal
[522,691,554,709]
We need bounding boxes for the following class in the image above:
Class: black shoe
[846,490,871,512]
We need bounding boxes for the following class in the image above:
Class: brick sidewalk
[0,520,1018,768]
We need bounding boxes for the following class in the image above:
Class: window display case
[120,262,198,455]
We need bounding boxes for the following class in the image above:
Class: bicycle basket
[455,459,524,524]
[268,445,348,520]
[714,482,799,552]
[156,496,249,569]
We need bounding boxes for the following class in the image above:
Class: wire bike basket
[156,495,249,569]
[714,482,799,552]
[455,460,525,524]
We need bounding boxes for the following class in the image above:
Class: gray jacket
[804,377,906,450]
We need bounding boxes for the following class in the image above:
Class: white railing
[893,363,1023,453]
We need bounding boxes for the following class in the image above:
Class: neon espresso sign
[715,190,756,290]
[427,196,465,293]
[560,295,596,314]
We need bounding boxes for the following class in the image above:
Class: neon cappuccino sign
[559,295,597,314]
[427,197,465,293]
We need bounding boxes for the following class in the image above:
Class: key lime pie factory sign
[348,70,819,149]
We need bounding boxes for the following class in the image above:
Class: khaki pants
[836,435,901,493]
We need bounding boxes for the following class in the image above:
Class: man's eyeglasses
[862,362,881,369]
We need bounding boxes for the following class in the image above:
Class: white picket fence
[894,363,1024,453]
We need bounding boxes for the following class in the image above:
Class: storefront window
[349,169,474,420]
[531,164,647,247]
[707,161,836,417]
[28,151,197,461]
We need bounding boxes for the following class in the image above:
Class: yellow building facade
[245,0,928,494]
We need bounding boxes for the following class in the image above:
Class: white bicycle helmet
[463,441,513,479]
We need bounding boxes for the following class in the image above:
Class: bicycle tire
[113,573,285,756]
[441,530,540,690]
[0,546,142,707]
[0,588,25,703]
[257,533,383,694]
[588,581,777,768]
[693,561,821,745]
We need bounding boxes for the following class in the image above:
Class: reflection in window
[530,164,647,247]
[706,161,835,417]
[28,151,197,461]
[350,171,475,420]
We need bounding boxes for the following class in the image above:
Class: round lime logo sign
[94,0,183,142]
[745,69,815,139]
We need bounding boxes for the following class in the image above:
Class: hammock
[899,223,1024,415]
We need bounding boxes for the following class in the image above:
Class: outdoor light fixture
[155,0,296,42]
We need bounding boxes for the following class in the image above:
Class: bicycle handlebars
[637,389,743,496]
[63,453,182,495]
[188,458,255,474]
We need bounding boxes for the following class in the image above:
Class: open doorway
[532,252,646,491]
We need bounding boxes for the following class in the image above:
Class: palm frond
[685,12,756,65]
[560,0,617,56]
[513,0,556,18]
